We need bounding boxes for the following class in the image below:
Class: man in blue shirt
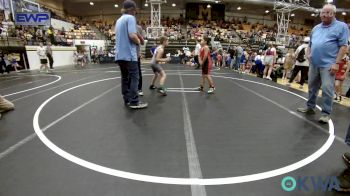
[115,0,147,109]
[297,4,349,124]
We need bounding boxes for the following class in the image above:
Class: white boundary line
[11,75,98,102]
[167,90,199,93]
[179,74,207,195]
[3,75,62,97]
[167,88,199,90]
[0,78,49,91]
[0,84,120,160]
[31,73,335,185]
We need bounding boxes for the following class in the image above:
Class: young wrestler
[198,36,215,94]
[149,36,171,96]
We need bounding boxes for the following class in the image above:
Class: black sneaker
[129,101,148,109]
[149,85,157,90]
[197,86,204,91]
[336,169,350,192]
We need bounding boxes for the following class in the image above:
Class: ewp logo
[281,176,340,192]
[15,12,51,26]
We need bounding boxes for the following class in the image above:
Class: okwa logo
[281,176,340,192]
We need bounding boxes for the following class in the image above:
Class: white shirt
[37,46,47,60]
[194,43,201,56]
[295,43,309,66]
[255,55,262,61]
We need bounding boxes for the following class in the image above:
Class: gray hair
[323,4,337,14]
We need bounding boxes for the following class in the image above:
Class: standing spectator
[47,26,55,45]
[235,45,243,71]
[98,47,104,63]
[254,52,264,77]
[0,51,9,74]
[263,43,277,80]
[297,4,349,124]
[194,39,201,69]
[0,95,14,119]
[37,42,49,73]
[46,42,54,69]
[286,37,310,89]
[115,0,147,109]
[282,49,295,81]
[228,46,236,69]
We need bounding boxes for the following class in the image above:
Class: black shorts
[40,59,48,64]
[202,60,210,75]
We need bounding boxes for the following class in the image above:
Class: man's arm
[127,17,140,45]
[129,33,140,45]
[306,46,311,63]
[335,46,348,64]
[332,23,350,73]
[329,46,348,74]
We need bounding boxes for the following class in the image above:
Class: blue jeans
[235,56,241,70]
[117,60,139,104]
[306,65,335,116]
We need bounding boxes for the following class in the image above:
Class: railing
[0,36,25,47]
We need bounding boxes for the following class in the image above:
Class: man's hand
[329,64,339,74]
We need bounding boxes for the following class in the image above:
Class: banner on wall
[186,3,225,21]
[15,12,50,26]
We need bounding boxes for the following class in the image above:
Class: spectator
[297,4,349,124]
[263,43,277,80]
[46,42,54,69]
[282,49,295,81]
[286,37,310,89]
[37,42,49,73]
[115,0,147,109]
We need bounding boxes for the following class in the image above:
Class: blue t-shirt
[310,20,349,68]
[115,14,138,62]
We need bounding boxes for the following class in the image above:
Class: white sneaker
[266,76,272,80]
[138,91,144,96]
[207,87,215,94]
